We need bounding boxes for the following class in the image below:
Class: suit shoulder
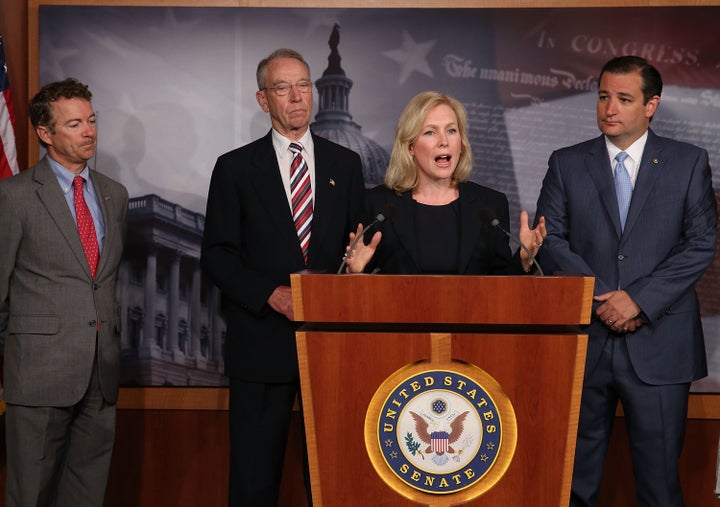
[89,176,128,213]
[460,181,508,203]
[0,164,44,194]
[0,168,31,187]
[652,134,706,155]
[553,137,601,156]
[312,134,361,161]
[91,170,128,194]
[366,184,396,201]
[216,136,268,162]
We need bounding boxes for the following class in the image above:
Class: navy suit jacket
[536,129,717,385]
[361,182,526,275]
[201,131,364,382]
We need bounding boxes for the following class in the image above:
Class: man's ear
[36,126,52,146]
[256,90,269,113]
[645,95,660,119]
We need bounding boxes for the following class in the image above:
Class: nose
[438,132,449,147]
[604,97,617,117]
[83,122,97,137]
[288,84,303,101]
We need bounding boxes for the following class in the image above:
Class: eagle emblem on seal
[410,410,469,465]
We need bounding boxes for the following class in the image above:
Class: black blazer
[201,131,365,382]
[362,182,525,275]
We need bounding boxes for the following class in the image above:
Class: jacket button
[618,254,625,260]
[89,320,97,327]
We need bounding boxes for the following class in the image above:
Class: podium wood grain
[292,274,592,506]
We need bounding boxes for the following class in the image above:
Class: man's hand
[594,290,644,333]
[268,286,294,321]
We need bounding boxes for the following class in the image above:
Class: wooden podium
[291,274,593,507]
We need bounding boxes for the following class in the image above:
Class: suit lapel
[248,133,304,261]
[91,172,115,279]
[391,192,421,271]
[585,136,624,239]
[457,183,482,273]
[308,135,339,264]
[33,158,94,278]
[622,130,663,237]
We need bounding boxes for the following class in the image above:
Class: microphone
[480,208,544,276]
[337,204,396,274]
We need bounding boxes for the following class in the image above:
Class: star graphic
[383,30,437,85]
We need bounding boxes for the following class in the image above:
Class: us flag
[0,32,19,179]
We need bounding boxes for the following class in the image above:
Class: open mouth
[435,155,452,162]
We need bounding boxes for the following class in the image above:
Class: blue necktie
[614,151,632,231]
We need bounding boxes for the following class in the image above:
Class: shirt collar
[47,156,91,194]
[271,129,314,163]
[605,130,648,167]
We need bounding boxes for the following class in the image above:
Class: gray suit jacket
[0,156,128,406]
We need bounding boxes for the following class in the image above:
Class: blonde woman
[346,91,545,274]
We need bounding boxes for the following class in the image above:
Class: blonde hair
[384,91,473,193]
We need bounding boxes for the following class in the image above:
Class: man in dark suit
[201,48,365,506]
[535,55,717,506]
[0,78,128,506]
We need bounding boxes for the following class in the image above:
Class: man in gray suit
[0,78,128,507]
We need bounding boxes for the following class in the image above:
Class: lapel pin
[652,158,659,164]
[104,195,111,201]
[329,178,335,187]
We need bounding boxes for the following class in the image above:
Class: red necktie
[289,142,313,264]
[73,176,99,278]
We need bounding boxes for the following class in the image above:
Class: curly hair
[29,78,92,134]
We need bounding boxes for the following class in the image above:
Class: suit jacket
[201,130,364,383]
[0,156,128,406]
[362,182,526,275]
[535,129,717,385]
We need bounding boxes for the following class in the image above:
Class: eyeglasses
[263,81,313,96]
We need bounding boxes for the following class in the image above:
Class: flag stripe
[0,34,19,179]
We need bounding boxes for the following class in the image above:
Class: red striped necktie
[73,176,99,278]
[289,142,313,264]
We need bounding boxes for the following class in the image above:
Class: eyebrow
[63,114,96,124]
[423,122,458,129]
[598,90,635,99]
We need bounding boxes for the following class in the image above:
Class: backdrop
[38,5,720,389]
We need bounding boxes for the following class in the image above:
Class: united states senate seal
[365,361,517,503]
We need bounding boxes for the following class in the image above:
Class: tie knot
[289,142,303,155]
[72,176,86,194]
[615,151,629,164]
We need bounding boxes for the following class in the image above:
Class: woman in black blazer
[345,91,545,275]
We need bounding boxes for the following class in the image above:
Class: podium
[291,274,593,507]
